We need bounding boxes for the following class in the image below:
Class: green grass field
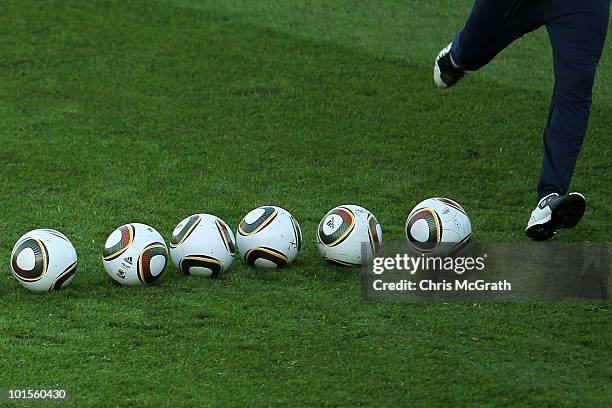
[1,1,611,406]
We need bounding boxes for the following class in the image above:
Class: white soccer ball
[406,197,472,255]
[317,205,383,266]
[11,229,78,292]
[169,214,235,277]
[236,206,302,268]
[102,223,168,286]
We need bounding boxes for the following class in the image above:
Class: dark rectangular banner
[360,243,611,302]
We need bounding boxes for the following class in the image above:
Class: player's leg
[435,0,548,88]
[526,1,610,241]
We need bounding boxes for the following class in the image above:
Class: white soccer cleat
[525,192,587,241]
[434,42,465,88]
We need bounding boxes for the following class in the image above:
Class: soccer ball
[406,197,472,255]
[236,206,302,268]
[317,205,383,266]
[11,229,78,292]
[102,223,168,286]
[169,214,235,277]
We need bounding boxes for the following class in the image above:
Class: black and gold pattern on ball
[179,255,223,278]
[103,224,135,261]
[11,238,49,282]
[245,247,288,268]
[318,206,355,247]
[137,242,168,284]
[447,233,473,257]
[50,261,77,291]
[325,258,361,267]
[367,214,381,254]
[435,198,467,214]
[170,215,201,248]
[291,216,302,251]
[406,208,442,253]
[40,229,70,242]
[238,207,277,236]
[215,218,235,255]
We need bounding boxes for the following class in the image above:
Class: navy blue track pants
[450,0,610,201]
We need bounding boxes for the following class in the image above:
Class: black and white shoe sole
[525,193,587,241]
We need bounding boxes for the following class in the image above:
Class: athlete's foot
[434,42,465,88]
[525,193,587,241]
